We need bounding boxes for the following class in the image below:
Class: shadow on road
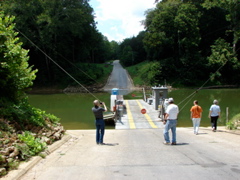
[174,143,189,146]
[100,143,119,146]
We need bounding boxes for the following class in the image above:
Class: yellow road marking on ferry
[125,100,136,129]
[136,100,158,128]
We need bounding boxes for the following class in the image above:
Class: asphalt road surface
[17,128,240,180]
[103,60,134,95]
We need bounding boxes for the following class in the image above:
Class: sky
[89,0,156,42]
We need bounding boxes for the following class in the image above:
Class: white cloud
[90,0,156,42]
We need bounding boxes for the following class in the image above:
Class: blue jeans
[95,119,105,144]
[164,120,177,143]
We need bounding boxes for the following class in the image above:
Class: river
[28,88,240,130]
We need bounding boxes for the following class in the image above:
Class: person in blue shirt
[208,100,221,132]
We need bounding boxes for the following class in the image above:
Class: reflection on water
[28,89,240,130]
[103,88,134,95]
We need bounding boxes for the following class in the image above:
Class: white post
[226,107,229,124]
[143,88,146,102]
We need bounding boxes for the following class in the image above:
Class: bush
[0,97,60,129]
[226,114,240,130]
[17,131,47,158]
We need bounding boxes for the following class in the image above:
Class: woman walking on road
[190,100,203,135]
[208,100,221,132]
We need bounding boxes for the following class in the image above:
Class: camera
[100,102,103,104]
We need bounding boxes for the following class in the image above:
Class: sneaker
[171,142,177,145]
[163,141,171,145]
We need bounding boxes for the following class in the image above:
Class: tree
[120,45,133,66]
[1,0,109,86]
[109,40,120,60]
[174,3,201,64]
[0,12,37,105]
[202,1,240,84]
[118,32,147,66]
[202,0,240,53]
[207,38,239,84]
[144,0,181,61]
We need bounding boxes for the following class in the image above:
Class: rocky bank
[0,118,65,177]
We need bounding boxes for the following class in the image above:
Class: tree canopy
[139,0,240,86]
[1,0,117,86]
[1,0,240,87]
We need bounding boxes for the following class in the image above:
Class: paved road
[103,60,134,95]
[17,128,240,180]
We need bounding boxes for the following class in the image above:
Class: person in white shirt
[208,99,220,132]
[163,97,179,145]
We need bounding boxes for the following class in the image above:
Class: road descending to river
[103,60,134,95]
[3,60,240,180]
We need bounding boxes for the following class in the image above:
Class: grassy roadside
[125,61,163,87]
[125,61,151,86]
[96,62,114,85]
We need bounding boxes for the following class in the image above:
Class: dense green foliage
[0,11,59,129]
[119,0,240,87]
[1,0,118,86]
[141,0,239,86]
[18,131,47,158]
[1,0,240,88]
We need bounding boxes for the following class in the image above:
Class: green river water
[28,89,240,130]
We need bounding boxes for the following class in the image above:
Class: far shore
[26,84,240,94]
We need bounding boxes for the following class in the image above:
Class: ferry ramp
[115,99,163,129]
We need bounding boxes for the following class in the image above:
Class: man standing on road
[163,98,179,145]
[92,100,107,145]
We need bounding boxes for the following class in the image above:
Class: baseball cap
[168,98,174,103]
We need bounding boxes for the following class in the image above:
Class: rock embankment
[63,85,104,93]
[0,119,65,177]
